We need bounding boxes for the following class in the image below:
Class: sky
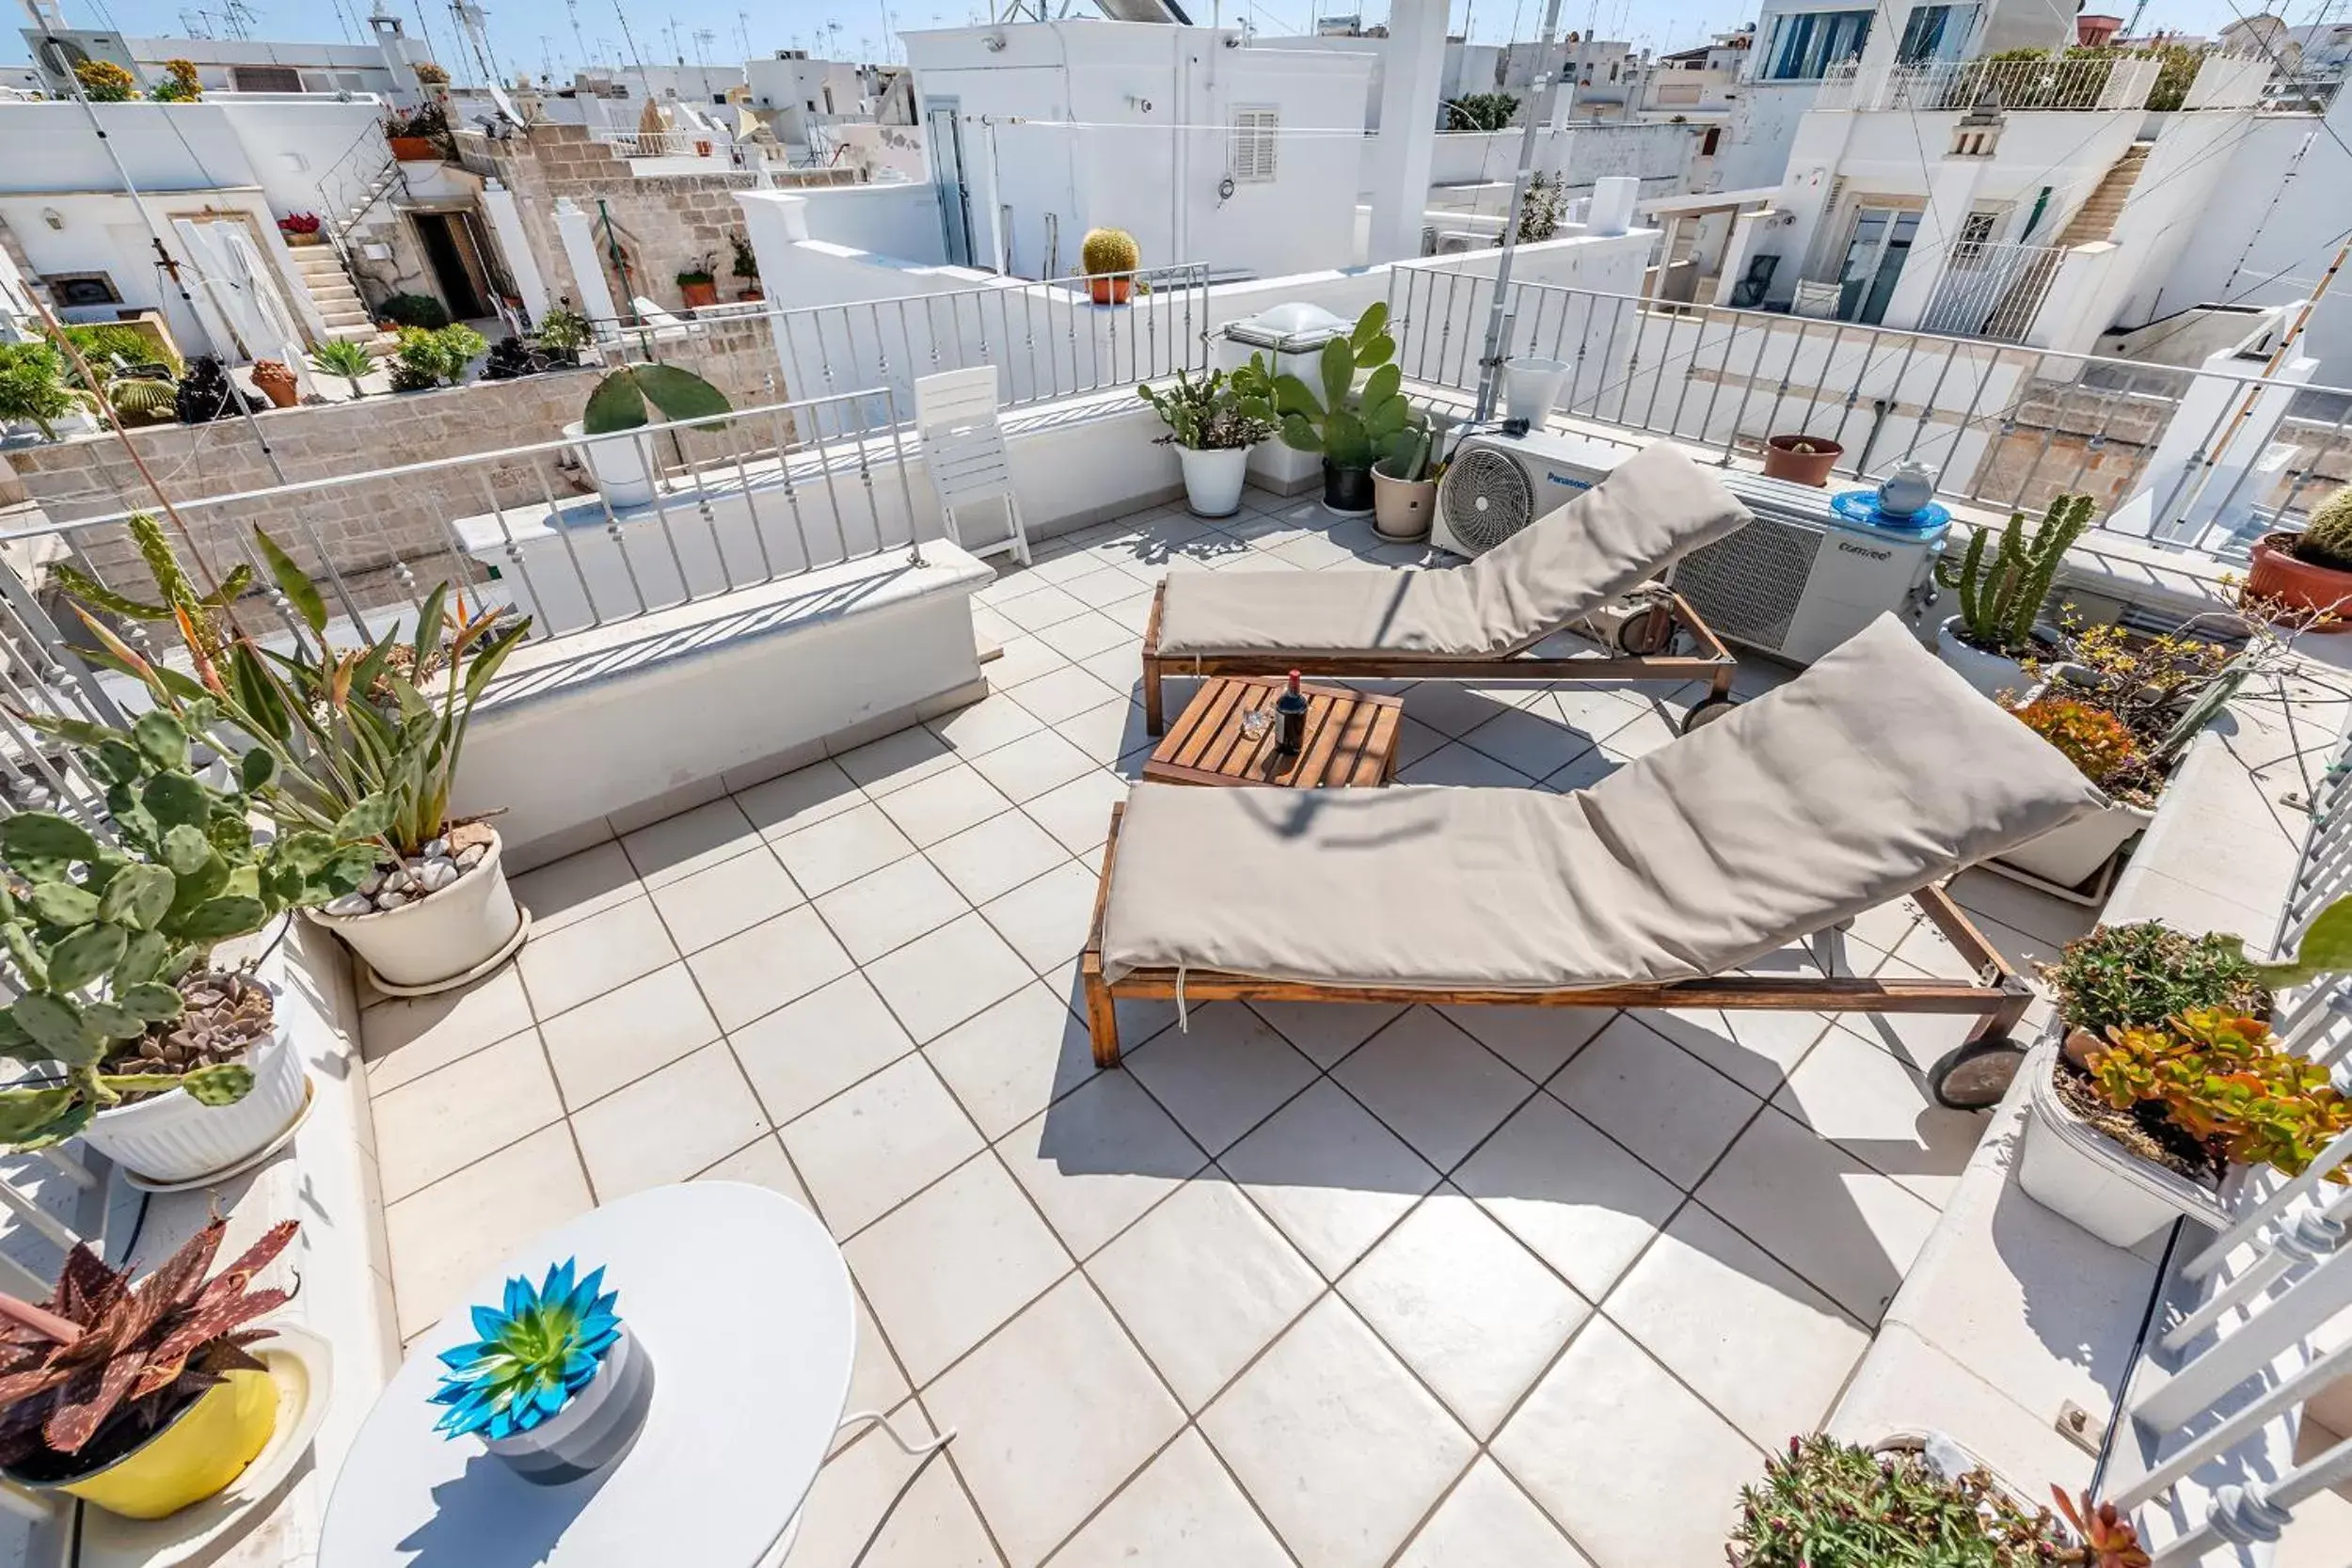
[0,0,2304,74]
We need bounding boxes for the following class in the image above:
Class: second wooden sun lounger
[1140,440,1752,735]
[1085,615,2110,1109]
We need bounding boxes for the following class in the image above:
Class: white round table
[320,1183,856,1568]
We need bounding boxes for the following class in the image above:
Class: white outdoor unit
[1663,472,1947,666]
[1431,429,1630,558]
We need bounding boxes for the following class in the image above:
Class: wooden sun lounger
[1137,583,1740,736]
[1078,804,2036,1109]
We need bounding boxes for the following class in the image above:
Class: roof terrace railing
[1816,54,2163,113]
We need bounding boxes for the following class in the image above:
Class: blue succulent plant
[429,1259,623,1441]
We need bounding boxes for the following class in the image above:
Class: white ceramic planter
[1176,445,1248,518]
[304,832,524,992]
[79,1022,307,1184]
[482,1323,656,1484]
[2017,1036,2236,1250]
[1502,357,1569,423]
[1934,618,2032,702]
[564,420,658,508]
[1994,799,2156,888]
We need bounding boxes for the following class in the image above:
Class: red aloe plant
[0,1218,295,1468]
[2052,1487,2152,1568]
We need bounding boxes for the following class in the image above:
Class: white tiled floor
[361,488,2092,1568]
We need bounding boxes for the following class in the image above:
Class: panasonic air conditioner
[1431,429,1630,558]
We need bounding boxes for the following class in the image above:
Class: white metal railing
[595,130,736,158]
[2104,743,2352,1562]
[1817,55,2162,112]
[1917,240,2068,344]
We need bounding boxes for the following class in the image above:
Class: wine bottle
[1275,671,1309,756]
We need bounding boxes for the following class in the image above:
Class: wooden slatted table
[1143,675,1403,789]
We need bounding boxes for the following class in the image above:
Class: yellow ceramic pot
[35,1369,277,1519]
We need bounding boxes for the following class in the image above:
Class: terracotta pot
[737,285,763,302]
[280,230,323,246]
[1089,276,1133,306]
[693,139,712,156]
[388,135,439,162]
[678,278,719,309]
[250,365,299,409]
[2243,531,2352,630]
[1760,433,1843,487]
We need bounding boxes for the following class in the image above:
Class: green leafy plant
[2290,486,2352,574]
[1136,368,1276,452]
[374,292,452,331]
[1514,169,1565,245]
[2235,894,2352,991]
[48,512,251,665]
[1230,300,1407,472]
[0,342,94,441]
[1080,227,1139,277]
[1933,494,2096,657]
[2084,1008,2352,1181]
[532,307,593,355]
[61,323,177,377]
[149,57,201,102]
[1445,90,1518,131]
[675,251,716,289]
[309,339,375,397]
[72,58,137,102]
[729,231,758,281]
[391,325,485,388]
[2044,922,2269,1039]
[0,1218,295,1475]
[1378,425,1434,484]
[1731,1433,2103,1566]
[580,359,731,438]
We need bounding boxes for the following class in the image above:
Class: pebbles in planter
[320,821,501,917]
[103,973,275,1104]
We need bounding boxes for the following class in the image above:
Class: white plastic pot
[79,1022,307,1184]
[1994,799,2156,888]
[1502,357,1570,423]
[564,420,658,508]
[2016,1035,2235,1250]
[1176,445,1248,518]
[305,831,524,992]
[1934,617,2031,702]
[482,1323,656,1484]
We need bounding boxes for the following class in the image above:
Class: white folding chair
[914,366,1032,565]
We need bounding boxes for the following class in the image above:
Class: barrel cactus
[104,375,179,425]
[1080,227,1139,277]
[2291,487,2352,574]
[1932,492,2095,656]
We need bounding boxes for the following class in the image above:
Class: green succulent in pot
[1232,301,1405,472]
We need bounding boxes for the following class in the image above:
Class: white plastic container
[1934,617,2031,702]
[563,421,658,508]
[1176,445,1248,518]
[305,832,524,992]
[482,1323,656,1484]
[80,1022,307,1184]
[1994,799,2155,888]
[1502,357,1570,423]
[2016,1036,2234,1250]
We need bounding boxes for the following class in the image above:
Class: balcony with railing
[1816,53,2164,113]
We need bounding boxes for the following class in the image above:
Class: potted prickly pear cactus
[1931,494,2093,699]
[0,709,380,1180]
[2245,486,2352,631]
[1372,420,1438,542]
[1233,301,1405,517]
[1081,227,1138,306]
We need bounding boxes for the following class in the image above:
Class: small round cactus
[2292,486,2352,574]
[1080,227,1139,277]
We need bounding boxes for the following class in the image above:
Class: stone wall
[1965,377,2180,516]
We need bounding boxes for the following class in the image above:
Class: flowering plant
[277,213,321,236]
[430,1259,621,1440]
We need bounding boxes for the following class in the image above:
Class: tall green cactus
[47,513,251,665]
[1231,301,1404,471]
[1932,493,2095,656]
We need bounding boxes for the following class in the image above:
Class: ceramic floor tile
[1243,999,1405,1069]
[926,689,1047,758]
[691,1132,815,1212]
[964,727,1098,804]
[997,1069,1206,1259]
[1603,1203,1867,1449]
[988,633,1069,688]
[1053,695,1153,767]
[373,1028,564,1202]
[917,985,1090,1145]
[781,1053,985,1237]
[1338,1188,1591,1438]
[1049,1428,1294,1568]
[735,757,868,839]
[871,766,1018,849]
[863,912,1036,1044]
[996,582,1094,631]
[1020,768,1131,855]
[685,905,856,1032]
[978,861,1099,973]
[731,973,917,1126]
[538,961,722,1110]
[924,809,1075,906]
[843,1152,1072,1385]
[1401,683,1529,738]
[620,797,765,890]
[1771,1025,1987,1207]
[1332,1008,1539,1171]
[769,802,920,896]
[813,854,971,964]
[1219,1080,1440,1279]
[1032,609,1133,663]
[1453,1094,1685,1304]
[515,896,679,1018]
[507,841,639,936]
[1124,1003,1318,1157]
[1435,1004,1614,1084]
[384,1125,594,1339]
[1695,1104,1943,1327]
[1636,1006,1835,1100]
[922,1275,1184,1565]
[1548,1014,1761,1190]
[1397,740,1539,789]
[1544,749,1624,793]
[1397,1458,1594,1568]
[570,1040,772,1199]
[834,723,961,797]
[1202,1294,1476,1568]
[361,967,537,1093]
[783,1418,999,1568]
[1491,1319,1759,1568]
[1086,1176,1324,1412]
[1456,705,1598,783]
[646,843,805,955]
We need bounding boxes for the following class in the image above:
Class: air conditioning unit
[1431,230,1489,256]
[1663,473,1948,665]
[1431,429,1630,558]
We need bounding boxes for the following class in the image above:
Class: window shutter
[1230,107,1279,183]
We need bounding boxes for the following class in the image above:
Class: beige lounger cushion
[1153,439,1751,659]
[1100,616,2106,989]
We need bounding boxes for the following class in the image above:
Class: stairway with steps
[2055,141,2153,247]
[286,245,377,343]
